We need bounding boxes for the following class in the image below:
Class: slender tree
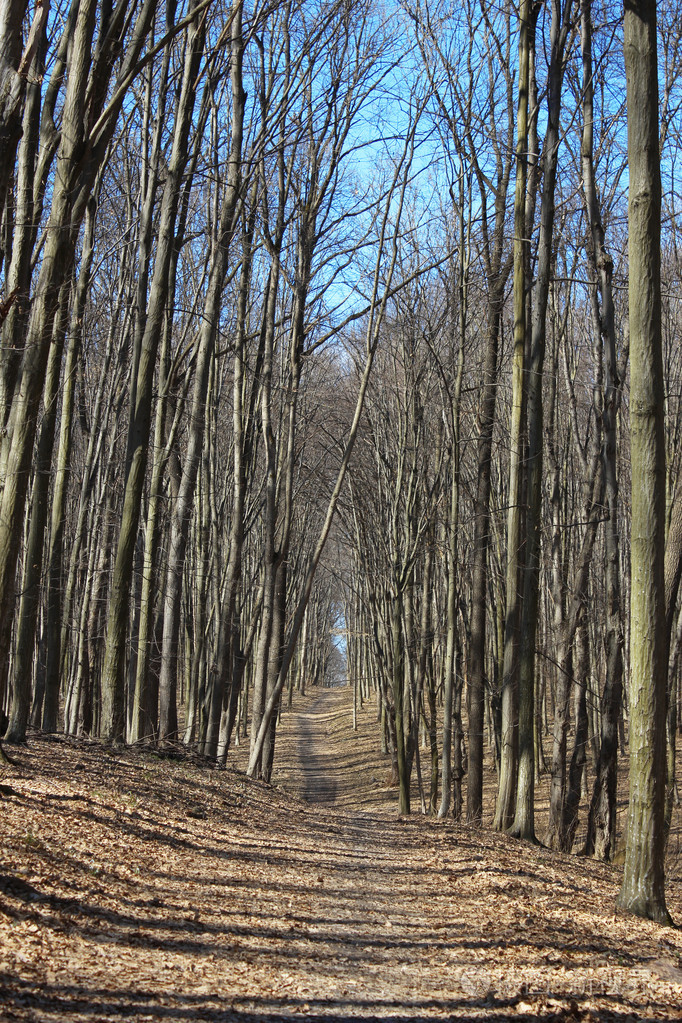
[616,0,671,925]
[494,0,534,832]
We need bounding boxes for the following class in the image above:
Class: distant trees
[1,0,681,923]
[410,0,517,825]
[0,0,430,776]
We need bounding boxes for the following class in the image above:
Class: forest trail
[287,685,381,808]
[294,687,343,805]
[3,689,682,1021]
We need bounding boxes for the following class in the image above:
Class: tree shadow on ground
[0,975,654,1023]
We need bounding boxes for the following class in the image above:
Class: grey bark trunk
[582,0,626,863]
[616,0,671,926]
[511,0,571,842]
[494,0,532,832]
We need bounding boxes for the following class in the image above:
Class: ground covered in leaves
[2,687,682,1021]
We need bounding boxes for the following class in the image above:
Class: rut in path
[281,683,392,811]
[295,688,343,805]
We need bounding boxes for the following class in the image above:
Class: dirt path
[271,685,397,815]
[2,688,682,1021]
[294,688,342,805]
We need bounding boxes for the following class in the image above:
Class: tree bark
[511,0,571,843]
[494,0,533,832]
[616,0,671,926]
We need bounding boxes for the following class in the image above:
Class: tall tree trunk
[5,277,70,740]
[441,170,466,819]
[130,318,173,743]
[204,194,259,762]
[494,0,532,832]
[249,262,281,776]
[616,0,671,926]
[582,0,626,862]
[467,293,504,823]
[511,0,570,842]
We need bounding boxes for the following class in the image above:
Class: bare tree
[616,0,671,925]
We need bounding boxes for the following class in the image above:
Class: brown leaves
[1,694,682,1021]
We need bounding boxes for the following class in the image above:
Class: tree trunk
[441,170,466,819]
[511,0,570,842]
[582,0,626,863]
[616,0,671,926]
[0,0,49,236]
[563,616,590,849]
[494,0,532,832]
[248,261,281,776]
[392,592,410,815]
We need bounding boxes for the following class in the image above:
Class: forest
[1,0,681,946]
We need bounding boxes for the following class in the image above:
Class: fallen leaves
[0,687,682,1021]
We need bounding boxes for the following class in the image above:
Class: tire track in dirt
[285,686,449,1015]
[295,688,340,805]
[285,683,390,813]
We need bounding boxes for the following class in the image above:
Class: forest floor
[2,688,682,1021]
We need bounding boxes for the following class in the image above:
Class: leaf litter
[1,686,682,1021]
